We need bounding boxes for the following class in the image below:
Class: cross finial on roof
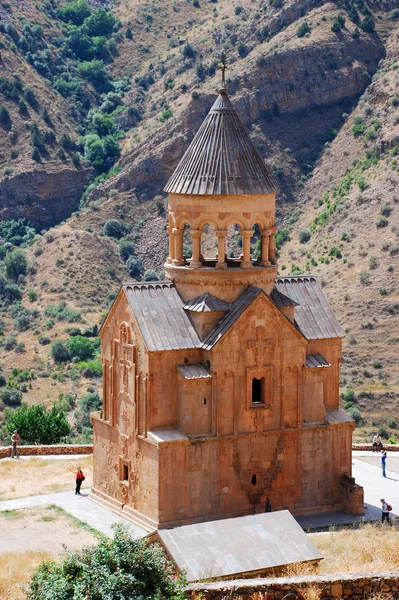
[221,52,227,88]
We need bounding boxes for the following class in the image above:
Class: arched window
[226,223,242,264]
[201,223,218,265]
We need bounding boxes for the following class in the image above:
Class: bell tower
[164,83,278,303]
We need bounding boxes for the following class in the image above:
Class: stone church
[91,85,363,531]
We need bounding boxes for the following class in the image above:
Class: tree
[103,219,125,239]
[26,524,186,600]
[84,9,116,37]
[74,392,102,432]
[0,388,22,407]
[77,60,110,90]
[67,335,98,361]
[126,256,142,278]
[58,0,91,25]
[4,249,27,280]
[360,15,375,32]
[119,240,135,261]
[298,228,311,244]
[0,105,12,129]
[51,340,71,363]
[143,269,159,281]
[3,403,71,444]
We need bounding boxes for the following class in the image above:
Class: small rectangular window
[123,464,129,481]
[252,377,264,405]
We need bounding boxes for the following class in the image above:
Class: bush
[373,360,382,369]
[359,270,369,285]
[347,406,362,424]
[387,418,397,429]
[38,335,51,345]
[0,105,11,129]
[119,240,135,261]
[24,87,38,109]
[126,256,142,278]
[380,204,392,217]
[45,301,81,323]
[360,15,375,32]
[143,269,159,282]
[74,392,102,431]
[66,335,99,361]
[4,249,27,280]
[182,43,196,59]
[76,359,102,378]
[298,228,311,244]
[51,340,71,363]
[26,524,186,600]
[297,22,311,38]
[343,388,355,402]
[0,387,22,406]
[103,219,125,239]
[78,60,110,90]
[84,8,116,37]
[27,290,38,302]
[378,425,389,439]
[58,0,91,25]
[3,403,71,444]
[376,216,388,228]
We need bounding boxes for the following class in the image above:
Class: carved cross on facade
[119,344,133,390]
[248,327,273,368]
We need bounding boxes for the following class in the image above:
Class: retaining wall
[352,443,399,452]
[0,444,93,459]
[189,571,399,599]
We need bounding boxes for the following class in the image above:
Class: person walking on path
[381,498,392,525]
[11,430,20,459]
[70,466,85,495]
[381,450,387,477]
[265,498,272,513]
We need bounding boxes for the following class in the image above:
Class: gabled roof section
[177,364,212,379]
[183,292,231,313]
[271,288,299,308]
[123,282,201,351]
[306,354,331,369]
[273,276,344,340]
[164,88,277,196]
[201,286,263,350]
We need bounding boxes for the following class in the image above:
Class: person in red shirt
[70,466,85,495]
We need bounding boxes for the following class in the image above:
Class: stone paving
[0,451,397,539]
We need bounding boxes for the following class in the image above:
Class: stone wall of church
[156,420,354,527]
[307,338,342,412]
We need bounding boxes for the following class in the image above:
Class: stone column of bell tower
[163,87,279,304]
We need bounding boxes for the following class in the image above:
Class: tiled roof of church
[305,354,331,368]
[201,286,262,350]
[274,276,344,340]
[183,293,231,313]
[164,88,277,196]
[123,282,201,351]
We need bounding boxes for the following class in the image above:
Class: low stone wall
[189,571,399,599]
[0,444,93,459]
[353,443,399,452]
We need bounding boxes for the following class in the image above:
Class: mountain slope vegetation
[0,0,398,442]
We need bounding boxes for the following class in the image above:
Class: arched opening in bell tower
[226,224,242,267]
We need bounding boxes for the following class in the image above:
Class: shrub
[0,105,11,129]
[51,340,71,363]
[352,117,366,137]
[84,8,116,37]
[119,240,135,261]
[3,403,71,444]
[0,387,22,406]
[360,15,375,32]
[347,406,362,423]
[376,216,388,228]
[378,425,389,439]
[359,270,369,285]
[24,87,38,109]
[45,301,81,322]
[126,256,142,278]
[74,392,102,431]
[380,204,392,217]
[159,109,173,122]
[26,523,186,600]
[182,43,196,59]
[126,27,133,39]
[297,22,311,38]
[38,335,50,345]
[76,359,102,378]
[373,360,382,369]
[387,418,397,429]
[343,388,355,402]
[298,228,311,244]
[4,249,27,280]
[77,60,110,90]
[27,290,38,302]
[58,0,91,25]
[66,335,99,361]
[369,255,378,270]
[143,269,159,282]
[235,5,243,15]
[103,219,125,239]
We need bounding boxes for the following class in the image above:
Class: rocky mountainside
[0,0,397,442]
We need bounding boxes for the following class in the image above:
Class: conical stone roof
[164,88,277,196]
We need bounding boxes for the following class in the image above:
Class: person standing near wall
[11,430,20,459]
[70,466,85,495]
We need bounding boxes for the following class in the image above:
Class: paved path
[0,490,148,541]
[0,451,397,536]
